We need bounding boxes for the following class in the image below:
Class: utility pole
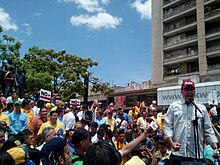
[83,74,89,105]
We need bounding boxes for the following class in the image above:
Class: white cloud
[21,23,32,36]
[70,12,122,30]
[131,0,151,20]
[0,7,17,31]
[75,0,104,12]
[59,0,107,12]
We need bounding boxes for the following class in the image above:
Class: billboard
[157,81,220,106]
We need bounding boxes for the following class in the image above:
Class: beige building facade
[151,0,220,86]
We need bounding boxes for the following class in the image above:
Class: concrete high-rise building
[151,0,220,86]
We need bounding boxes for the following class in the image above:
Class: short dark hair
[39,107,47,113]
[50,110,58,116]
[0,150,15,165]
[91,122,98,128]
[157,139,166,147]
[22,99,31,108]
[66,129,74,138]
[16,129,33,144]
[6,103,14,110]
[117,129,125,136]
[84,140,121,165]
[56,108,64,115]
[71,105,77,111]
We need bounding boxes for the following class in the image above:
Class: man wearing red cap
[164,80,219,164]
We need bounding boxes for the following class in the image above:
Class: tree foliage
[0,25,114,101]
[0,26,22,67]
[22,46,114,101]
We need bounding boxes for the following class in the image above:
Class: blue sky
[0,0,152,86]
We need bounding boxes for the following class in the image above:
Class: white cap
[152,100,156,104]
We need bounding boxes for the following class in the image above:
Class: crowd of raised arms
[0,88,220,165]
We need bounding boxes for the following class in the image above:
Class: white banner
[157,81,220,106]
[40,89,51,102]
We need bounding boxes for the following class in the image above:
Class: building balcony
[208,64,220,71]
[163,20,197,37]
[163,52,198,65]
[163,0,176,6]
[164,68,199,78]
[205,8,220,20]
[207,46,220,56]
[204,0,220,5]
[163,0,195,9]
[163,35,197,51]
[206,27,220,41]
[206,26,220,35]
[164,69,180,77]
[163,0,196,20]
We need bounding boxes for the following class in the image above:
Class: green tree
[0,26,22,67]
[22,46,113,101]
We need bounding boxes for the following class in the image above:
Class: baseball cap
[152,100,156,104]
[146,117,153,123]
[181,80,195,89]
[40,137,65,163]
[45,103,52,109]
[7,147,26,164]
[72,128,90,145]
[14,100,22,105]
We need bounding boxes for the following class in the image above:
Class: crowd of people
[0,80,220,165]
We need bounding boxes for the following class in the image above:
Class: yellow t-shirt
[157,116,165,130]
[155,149,171,160]
[128,110,138,121]
[104,117,116,131]
[37,121,66,135]
[114,141,128,165]
[21,108,34,125]
[134,106,140,113]
[125,156,145,165]
[0,112,10,126]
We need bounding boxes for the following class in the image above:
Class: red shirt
[4,71,14,87]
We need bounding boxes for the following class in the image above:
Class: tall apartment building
[151,0,220,86]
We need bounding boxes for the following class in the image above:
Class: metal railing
[205,8,220,18]
[204,0,212,3]
[207,46,220,52]
[164,19,196,33]
[163,0,196,19]
[206,26,220,35]
[208,64,220,70]
[164,51,198,62]
[164,35,197,47]
[163,0,176,6]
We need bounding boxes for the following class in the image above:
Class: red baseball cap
[181,80,195,89]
